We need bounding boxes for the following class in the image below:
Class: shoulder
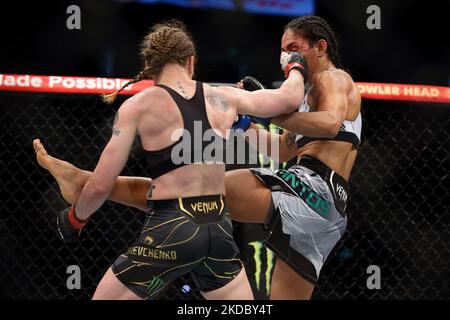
[202,83,240,116]
[119,85,169,115]
[203,83,227,97]
[128,85,168,106]
[204,84,235,107]
[204,82,238,96]
[311,69,353,96]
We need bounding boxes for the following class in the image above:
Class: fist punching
[232,76,271,131]
[280,51,308,82]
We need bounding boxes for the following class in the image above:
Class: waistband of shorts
[147,194,226,223]
[296,156,348,187]
[296,156,349,216]
[148,194,223,209]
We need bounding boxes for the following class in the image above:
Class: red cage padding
[1,74,449,104]
[0,74,154,95]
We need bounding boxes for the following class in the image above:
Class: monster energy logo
[248,241,275,296]
[146,276,165,296]
[248,124,284,297]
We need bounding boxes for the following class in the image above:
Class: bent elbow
[323,121,341,138]
[283,95,302,113]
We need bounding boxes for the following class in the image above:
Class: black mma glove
[57,205,88,242]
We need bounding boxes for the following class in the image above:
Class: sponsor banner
[1,74,449,104]
[0,74,153,95]
[357,82,450,104]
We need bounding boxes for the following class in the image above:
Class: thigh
[270,259,315,300]
[93,267,142,300]
[191,217,252,299]
[201,268,254,300]
[225,169,272,223]
[110,210,208,299]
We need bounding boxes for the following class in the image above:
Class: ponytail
[101,70,146,104]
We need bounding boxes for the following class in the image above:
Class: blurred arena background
[0,0,448,300]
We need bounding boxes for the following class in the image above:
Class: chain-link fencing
[0,92,448,299]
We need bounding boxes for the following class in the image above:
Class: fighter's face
[281,29,317,76]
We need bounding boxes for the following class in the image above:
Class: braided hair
[285,16,343,69]
[102,19,196,104]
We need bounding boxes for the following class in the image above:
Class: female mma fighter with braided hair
[230,16,362,299]
[34,20,307,300]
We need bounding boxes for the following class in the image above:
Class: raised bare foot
[33,139,89,204]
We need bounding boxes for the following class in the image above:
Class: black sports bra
[141,81,223,179]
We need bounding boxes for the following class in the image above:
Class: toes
[33,140,50,161]
[33,139,39,154]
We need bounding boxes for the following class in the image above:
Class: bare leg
[225,169,315,299]
[33,139,89,204]
[33,139,150,210]
[201,268,253,300]
[33,141,260,299]
[270,259,314,300]
[225,169,272,223]
[92,267,142,300]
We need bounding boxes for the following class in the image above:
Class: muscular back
[135,81,237,200]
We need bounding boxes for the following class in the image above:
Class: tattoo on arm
[112,112,121,136]
[206,92,229,112]
[113,128,121,136]
[285,132,296,149]
[146,185,156,199]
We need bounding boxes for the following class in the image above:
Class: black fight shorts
[111,194,243,299]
